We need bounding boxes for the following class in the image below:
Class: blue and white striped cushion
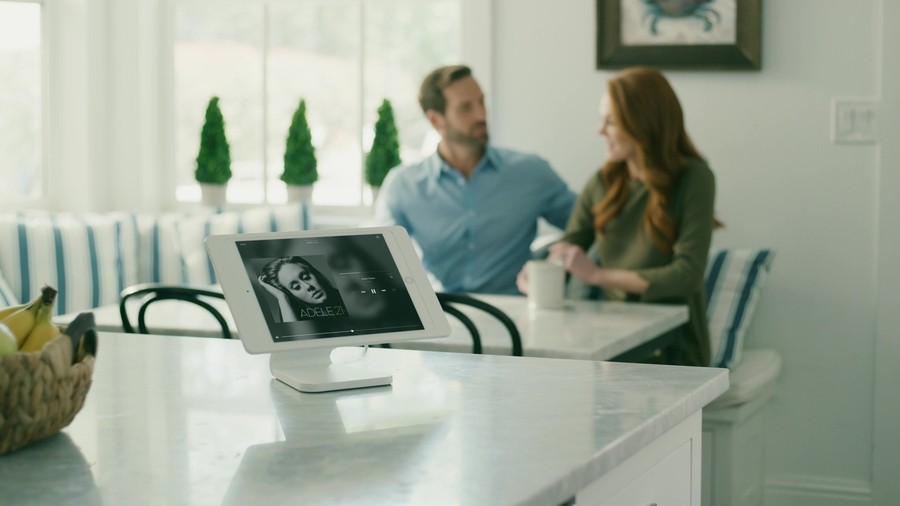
[0,267,18,307]
[176,203,309,286]
[132,210,220,284]
[705,248,775,369]
[0,213,140,316]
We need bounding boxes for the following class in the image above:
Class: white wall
[874,1,900,504]
[490,0,898,504]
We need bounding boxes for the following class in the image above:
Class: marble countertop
[0,332,727,505]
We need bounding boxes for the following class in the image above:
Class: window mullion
[262,2,270,203]
[358,0,366,205]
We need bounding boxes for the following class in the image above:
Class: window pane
[0,3,42,200]
[174,2,264,204]
[173,0,461,207]
[268,0,361,206]
[363,0,461,199]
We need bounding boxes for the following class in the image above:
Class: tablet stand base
[269,348,392,393]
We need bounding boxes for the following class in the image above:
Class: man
[373,64,576,294]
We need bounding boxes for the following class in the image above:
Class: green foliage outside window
[365,99,401,188]
[194,96,232,185]
[281,99,318,186]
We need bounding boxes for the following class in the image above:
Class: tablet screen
[236,232,425,342]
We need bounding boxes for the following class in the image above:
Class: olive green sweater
[562,159,716,366]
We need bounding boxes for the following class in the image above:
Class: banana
[0,290,44,321]
[20,287,60,352]
[20,309,61,352]
[2,301,40,348]
[0,289,49,345]
[0,301,31,321]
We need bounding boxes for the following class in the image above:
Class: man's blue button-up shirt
[373,146,576,294]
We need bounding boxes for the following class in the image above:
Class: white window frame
[0,0,48,211]
[163,0,492,224]
[34,0,490,214]
[40,0,115,213]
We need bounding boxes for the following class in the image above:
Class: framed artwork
[596,0,762,70]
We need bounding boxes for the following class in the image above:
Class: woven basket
[0,320,96,455]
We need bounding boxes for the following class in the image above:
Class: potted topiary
[281,99,317,203]
[195,96,232,206]
[365,99,401,201]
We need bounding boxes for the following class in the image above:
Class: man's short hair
[418,65,473,115]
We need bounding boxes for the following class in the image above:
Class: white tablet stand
[269,347,392,393]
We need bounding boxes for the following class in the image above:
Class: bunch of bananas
[0,285,62,355]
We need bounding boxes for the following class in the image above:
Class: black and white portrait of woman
[258,255,347,323]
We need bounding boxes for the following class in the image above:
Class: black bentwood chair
[119,283,232,339]
[436,292,523,357]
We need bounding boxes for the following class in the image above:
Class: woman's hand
[259,275,299,322]
[549,242,600,285]
[258,276,286,300]
[550,242,649,295]
[516,264,530,295]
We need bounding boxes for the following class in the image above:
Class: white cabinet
[578,411,702,506]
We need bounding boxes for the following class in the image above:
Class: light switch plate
[832,98,878,144]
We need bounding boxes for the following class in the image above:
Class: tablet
[206,226,450,392]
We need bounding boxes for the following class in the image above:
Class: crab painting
[641,0,722,35]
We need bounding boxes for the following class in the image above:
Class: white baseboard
[765,475,872,506]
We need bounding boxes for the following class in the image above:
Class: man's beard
[444,121,489,148]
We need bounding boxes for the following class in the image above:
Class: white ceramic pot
[199,183,228,207]
[286,185,314,203]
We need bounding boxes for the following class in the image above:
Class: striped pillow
[0,268,18,307]
[132,210,220,284]
[0,213,140,316]
[705,248,775,369]
[176,203,309,286]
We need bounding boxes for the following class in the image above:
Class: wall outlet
[832,98,878,144]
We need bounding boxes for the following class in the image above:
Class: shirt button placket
[464,204,477,290]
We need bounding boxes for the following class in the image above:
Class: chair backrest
[436,292,523,356]
[119,283,232,339]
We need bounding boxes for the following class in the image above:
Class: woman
[521,67,719,366]
[259,256,345,322]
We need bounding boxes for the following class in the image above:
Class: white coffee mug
[527,259,565,309]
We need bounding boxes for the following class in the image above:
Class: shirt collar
[427,145,500,182]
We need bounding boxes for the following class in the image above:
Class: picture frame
[596,0,762,70]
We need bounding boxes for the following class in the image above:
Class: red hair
[592,67,710,252]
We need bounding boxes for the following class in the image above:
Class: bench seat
[703,347,783,506]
